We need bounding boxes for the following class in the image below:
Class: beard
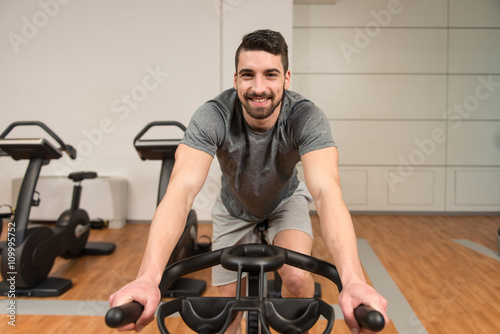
[240,89,283,120]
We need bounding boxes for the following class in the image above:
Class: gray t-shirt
[181,88,336,221]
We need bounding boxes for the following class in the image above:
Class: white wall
[220,0,293,89]
[0,0,293,222]
[6,0,496,220]
[293,0,500,213]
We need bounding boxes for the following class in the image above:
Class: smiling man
[110,29,388,334]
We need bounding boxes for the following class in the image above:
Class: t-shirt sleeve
[181,102,225,157]
[295,103,336,156]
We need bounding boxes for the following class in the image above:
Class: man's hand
[338,281,388,333]
[109,279,161,332]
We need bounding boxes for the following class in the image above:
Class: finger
[342,307,361,333]
[134,296,160,330]
[108,292,118,307]
[346,318,361,334]
[110,292,136,310]
[116,323,137,332]
[109,290,128,307]
[338,291,359,332]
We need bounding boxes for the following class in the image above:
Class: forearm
[135,184,194,285]
[302,148,388,327]
[315,193,365,286]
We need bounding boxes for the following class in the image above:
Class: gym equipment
[256,220,321,299]
[0,205,14,248]
[245,220,322,332]
[133,121,208,297]
[105,243,385,333]
[0,121,115,297]
[497,228,500,250]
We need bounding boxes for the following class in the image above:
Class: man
[110,29,388,334]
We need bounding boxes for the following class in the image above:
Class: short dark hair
[235,29,289,73]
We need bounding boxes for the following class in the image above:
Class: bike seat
[68,171,97,182]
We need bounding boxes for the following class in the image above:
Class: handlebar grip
[105,301,144,328]
[354,304,385,332]
[0,121,77,159]
[65,144,77,159]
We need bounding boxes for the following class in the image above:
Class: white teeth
[252,98,267,103]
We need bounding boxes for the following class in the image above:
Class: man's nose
[252,75,266,95]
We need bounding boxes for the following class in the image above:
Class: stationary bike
[0,204,14,244]
[0,121,115,297]
[105,243,385,333]
[133,121,209,297]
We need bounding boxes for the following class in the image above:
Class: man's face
[234,50,291,122]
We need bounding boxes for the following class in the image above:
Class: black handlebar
[0,121,77,159]
[133,121,187,145]
[105,301,144,328]
[106,249,223,329]
[105,244,385,332]
[354,304,385,332]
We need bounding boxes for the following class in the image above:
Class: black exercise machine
[0,205,13,239]
[133,121,208,297]
[256,219,322,300]
[497,228,500,250]
[105,243,385,333]
[0,121,115,297]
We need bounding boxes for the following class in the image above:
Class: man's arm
[109,144,213,332]
[301,146,388,333]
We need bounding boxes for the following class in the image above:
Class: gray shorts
[211,181,314,286]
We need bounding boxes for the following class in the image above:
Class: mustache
[244,92,274,99]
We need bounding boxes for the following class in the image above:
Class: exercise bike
[497,228,500,250]
[133,121,208,297]
[0,204,14,243]
[105,243,385,333]
[0,121,115,297]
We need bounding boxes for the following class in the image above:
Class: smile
[250,98,269,103]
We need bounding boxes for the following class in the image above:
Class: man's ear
[233,72,238,89]
[284,70,291,90]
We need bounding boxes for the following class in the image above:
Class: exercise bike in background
[133,121,210,297]
[0,121,115,297]
[0,204,14,238]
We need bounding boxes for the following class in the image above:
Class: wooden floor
[0,214,499,333]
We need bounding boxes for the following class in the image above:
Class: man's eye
[265,73,278,78]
